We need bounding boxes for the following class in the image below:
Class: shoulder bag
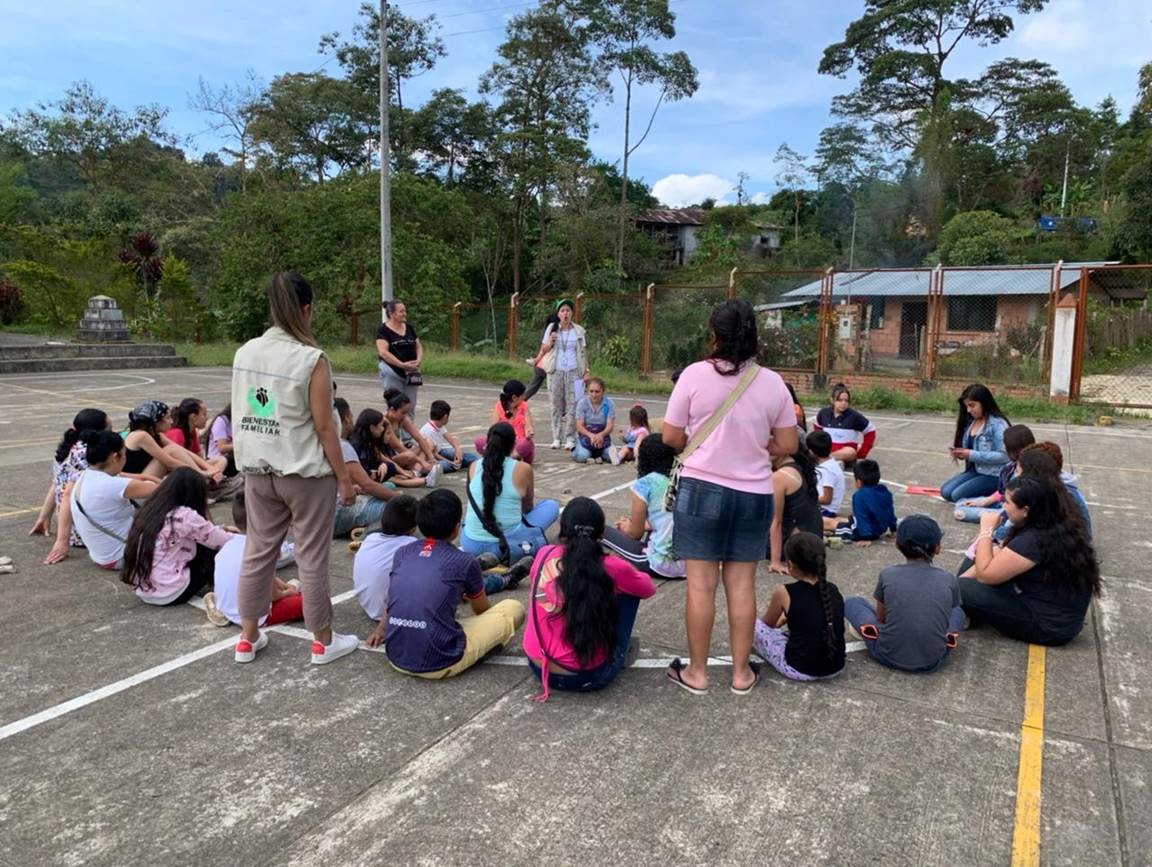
[664,362,761,512]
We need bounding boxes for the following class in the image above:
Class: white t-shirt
[420,421,451,452]
[816,460,846,514]
[213,535,295,626]
[353,533,419,620]
[70,470,135,566]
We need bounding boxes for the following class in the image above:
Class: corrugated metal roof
[636,208,706,226]
[782,263,1117,299]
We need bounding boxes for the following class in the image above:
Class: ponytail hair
[784,532,838,662]
[81,429,125,465]
[499,380,526,418]
[555,497,616,666]
[628,404,649,430]
[267,271,316,348]
[479,423,516,533]
[56,408,108,463]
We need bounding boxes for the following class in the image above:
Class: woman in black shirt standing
[375,299,423,414]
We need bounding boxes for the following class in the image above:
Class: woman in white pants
[543,299,588,450]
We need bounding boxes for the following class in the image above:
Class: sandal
[665,658,707,695]
[730,661,761,696]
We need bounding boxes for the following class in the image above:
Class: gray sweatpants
[548,368,579,444]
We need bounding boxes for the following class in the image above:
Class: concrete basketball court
[0,366,1148,866]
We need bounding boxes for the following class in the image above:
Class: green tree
[937,209,1016,264]
[248,73,372,183]
[570,0,698,277]
[481,3,606,292]
[774,143,811,262]
[319,2,445,164]
[408,89,498,188]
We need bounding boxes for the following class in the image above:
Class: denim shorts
[672,477,773,562]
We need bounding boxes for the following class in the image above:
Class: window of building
[869,300,884,330]
[947,297,997,331]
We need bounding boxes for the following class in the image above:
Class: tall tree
[408,89,498,189]
[481,3,605,292]
[189,74,261,191]
[248,73,372,183]
[570,0,698,278]
[3,80,173,190]
[819,1,1048,151]
[774,143,811,263]
[319,2,445,163]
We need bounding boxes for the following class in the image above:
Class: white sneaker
[563,438,575,450]
[235,630,268,663]
[549,440,561,449]
[311,631,359,664]
[607,445,621,466]
[425,463,443,488]
[203,592,230,627]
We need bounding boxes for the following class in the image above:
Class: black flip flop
[665,658,707,695]
[731,661,762,696]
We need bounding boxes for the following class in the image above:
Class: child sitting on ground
[953,424,1035,524]
[421,400,479,473]
[203,490,301,627]
[813,382,877,463]
[121,467,235,607]
[601,434,685,579]
[754,531,846,683]
[807,430,846,532]
[616,404,650,464]
[843,515,964,673]
[834,459,897,546]
[385,489,526,679]
[358,496,420,646]
[475,381,536,464]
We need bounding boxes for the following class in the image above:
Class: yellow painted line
[1011,644,1046,867]
[0,507,39,518]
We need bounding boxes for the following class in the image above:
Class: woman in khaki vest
[230,272,358,665]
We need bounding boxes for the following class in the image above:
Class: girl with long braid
[522,498,656,699]
[460,422,558,562]
[754,531,846,682]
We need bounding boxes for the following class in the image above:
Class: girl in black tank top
[754,532,845,680]
[768,445,824,571]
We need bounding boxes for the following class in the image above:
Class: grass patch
[176,343,1111,424]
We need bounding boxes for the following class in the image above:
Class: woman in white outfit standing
[542,299,588,450]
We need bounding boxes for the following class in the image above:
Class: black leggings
[169,544,216,606]
[958,577,1082,646]
[600,526,661,577]
[524,366,547,401]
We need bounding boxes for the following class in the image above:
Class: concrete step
[0,355,188,375]
[0,343,178,360]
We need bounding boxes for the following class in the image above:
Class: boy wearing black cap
[843,515,965,673]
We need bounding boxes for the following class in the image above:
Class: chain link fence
[1075,265,1152,408]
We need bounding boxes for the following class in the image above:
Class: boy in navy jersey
[835,459,898,545]
[385,489,525,678]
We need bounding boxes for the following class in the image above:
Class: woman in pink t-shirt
[522,498,655,700]
[661,299,800,696]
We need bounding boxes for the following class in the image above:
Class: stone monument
[76,295,131,342]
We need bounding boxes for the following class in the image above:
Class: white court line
[0,372,156,392]
[0,635,237,742]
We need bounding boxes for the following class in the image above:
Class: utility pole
[1059,139,1071,218]
[379,0,394,309]
[848,203,858,270]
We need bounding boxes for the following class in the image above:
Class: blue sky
[1,0,1148,206]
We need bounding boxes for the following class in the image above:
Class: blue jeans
[527,595,641,691]
[940,469,1000,502]
[333,494,389,537]
[843,596,966,673]
[953,504,1002,523]
[437,446,478,474]
[460,499,560,560]
[572,441,608,463]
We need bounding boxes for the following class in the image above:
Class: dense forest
[0,0,1149,345]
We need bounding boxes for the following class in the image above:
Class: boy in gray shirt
[843,515,965,673]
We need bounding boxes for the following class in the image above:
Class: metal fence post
[642,283,655,375]
[574,292,585,324]
[450,302,461,352]
[923,264,944,381]
[728,267,739,300]
[507,292,519,360]
[1069,268,1090,402]
[816,267,833,379]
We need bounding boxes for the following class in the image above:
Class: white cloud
[651,173,735,207]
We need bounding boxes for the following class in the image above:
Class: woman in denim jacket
[941,384,1011,502]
